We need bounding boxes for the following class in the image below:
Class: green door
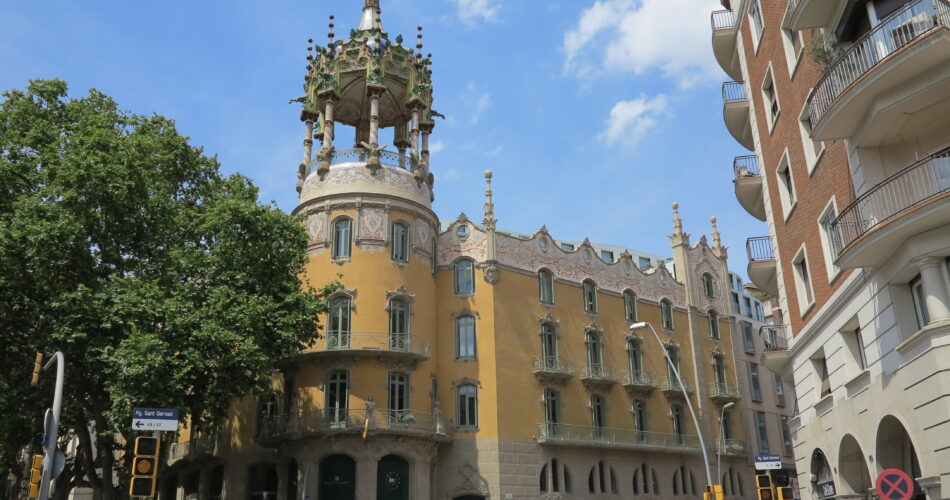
[376,455,409,500]
[319,455,355,500]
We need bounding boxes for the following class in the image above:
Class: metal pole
[717,402,736,487]
[632,323,714,488]
[38,352,64,500]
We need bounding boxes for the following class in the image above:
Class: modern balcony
[709,382,743,403]
[746,236,779,297]
[733,155,766,221]
[722,82,754,150]
[807,0,950,145]
[579,363,619,390]
[537,423,701,453]
[533,356,575,383]
[660,376,696,398]
[621,370,660,394]
[760,325,792,378]
[301,331,430,364]
[783,0,848,31]
[831,146,950,268]
[711,10,742,80]
[258,408,449,445]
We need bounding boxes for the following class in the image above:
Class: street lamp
[629,322,713,489]
[717,401,736,486]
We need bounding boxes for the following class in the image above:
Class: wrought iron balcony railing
[622,370,660,388]
[259,408,447,441]
[722,81,747,103]
[537,423,701,452]
[760,325,789,352]
[721,438,747,455]
[709,382,743,401]
[831,145,950,254]
[746,236,774,262]
[327,147,412,170]
[808,0,950,128]
[533,356,575,376]
[733,155,760,179]
[579,363,619,382]
[711,9,736,30]
[660,376,696,394]
[168,435,216,463]
[308,331,430,358]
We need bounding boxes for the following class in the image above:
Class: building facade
[712,0,950,498]
[158,2,761,499]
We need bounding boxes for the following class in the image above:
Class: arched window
[326,371,348,423]
[609,466,618,494]
[457,384,478,428]
[702,272,716,298]
[671,404,685,442]
[713,354,727,386]
[722,408,733,440]
[708,309,720,339]
[627,338,643,376]
[540,464,548,493]
[564,465,572,493]
[456,315,476,359]
[673,469,680,495]
[591,395,606,438]
[538,269,554,304]
[586,331,604,375]
[540,323,558,361]
[633,400,647,441]
[332,217,352,259]
[624,290,638,321]
[661,299,674,329]
[391,221,409,262]
[652,468,659,495]
[551,459,560,492]
[209,466,224,500]
[454,260,475,294]
[389,299,409,351]
[583,280,598,313]
[327,296,351,349]
[665,345,680,382]
[633,467,640,495]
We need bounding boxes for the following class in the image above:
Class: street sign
[754,454,782,470]
[131,408,179,432]
[876,469,914,500]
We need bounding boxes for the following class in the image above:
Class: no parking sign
[875,469,915,500]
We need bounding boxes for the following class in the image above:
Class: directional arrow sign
[754,454,782,470]
[131,408,179,432]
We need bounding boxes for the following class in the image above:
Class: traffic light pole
[38,352,64,500]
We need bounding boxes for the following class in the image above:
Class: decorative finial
[416,26,424,57]
[710,216,722,248]
[328,15,335,45]
[672,202,683,234]
[483,170,496,230]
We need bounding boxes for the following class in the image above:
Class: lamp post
[717,401,736,485]
[629,322,713,489]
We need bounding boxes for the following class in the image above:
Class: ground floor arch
[811,448,836,499]
[876,415,924,499]
[377,454,410,500]
[838,434,871,496]
[319,454,357,500]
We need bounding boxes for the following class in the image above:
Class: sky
[0,0,766,276]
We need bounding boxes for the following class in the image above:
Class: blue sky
[1,0,766,274]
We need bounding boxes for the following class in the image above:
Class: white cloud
[429,139,445,153]
[450,0,501,26]
[600,94,669,145]
[463,82,492,124]
[564,0,722,88]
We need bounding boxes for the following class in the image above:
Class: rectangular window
[755,302,765,322]
[743,297,752,317]
[749,0,764,44]
[391,222,409,262]
[743,322,756,354]
[761,67,781,130]
[560,242,575,251]
[624,292,638,321]
[911,276,930,328]
[583,281,598,313]
[457,385,478,428]
[792,246,815,313]
[780,415,794,456]
[749,363,763,402]
[600,250,614,262]
[456,316,477,359]
[454,261,475,295]
[816,355,831,398]
[781,28,804,76]
[755,410,770,453]
[843,325,867,374]
[818,200,840,280]
[777,153,797,218]
[638,257,651,270]
[774,374,786,406]
[732,292,741,316]
[799,100,825,173]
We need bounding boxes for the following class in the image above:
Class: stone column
[420,123,433,167]
[369,92,381,146]
[317,95,338,178]
[297,119,314,193]
[409,107,421,162]
[356,455,377,500]
[412,456,433,500]
[916,256,950,322]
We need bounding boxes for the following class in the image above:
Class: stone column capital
[911,255,945,271]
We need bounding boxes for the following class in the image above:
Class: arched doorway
[319,454,356,500]
[376,454,410,500]
[838,434,872,495]
[876,415,924,499]
[811,449,836,499]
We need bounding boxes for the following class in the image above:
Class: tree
[0,80,334,499]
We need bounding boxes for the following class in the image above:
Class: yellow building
[162,2,752,499]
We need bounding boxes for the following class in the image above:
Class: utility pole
[31,351,65,500]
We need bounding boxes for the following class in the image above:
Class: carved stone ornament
[451,308,480,319]
[483,262,500,285]
[385,285,415,313]
[447,462,490,499]
[583,321,604,336]
[538,313,560,329]
[329,288,358,311]
[450,377,481,389]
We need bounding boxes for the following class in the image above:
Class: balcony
[258,408,449,444]
[533,356,575,383]
[579,363,619,390]
[537,423,701,453]
[807,0,950,144]
[709,382,743,403]
[622,370,660,394]
[302,331,430,365]
[831,146,950,268]
[307,147,413,177]
[167,435,217,466]
[720,439,748,456]
[711,10,742,80]
[760,325,792,378]
[783,0,848,31]
[746,236,778,298]
[722,82,754,150]
[660,376,696,398]
[733,155,766,221]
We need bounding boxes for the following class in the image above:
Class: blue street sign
[132,408,179,431]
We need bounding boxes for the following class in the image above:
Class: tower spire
[710,216,722,248]
[672,202,683,235]
[359,0,384,31]
[483,170,496,230]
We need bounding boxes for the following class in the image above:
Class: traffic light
[129,436,160,498]
[756,474,775,500]
[26,454,42,499]
[704,484,724,500]
[777,486,794,500]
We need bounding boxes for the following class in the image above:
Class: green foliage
[0,79,334,495]
[807,33,846,70]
